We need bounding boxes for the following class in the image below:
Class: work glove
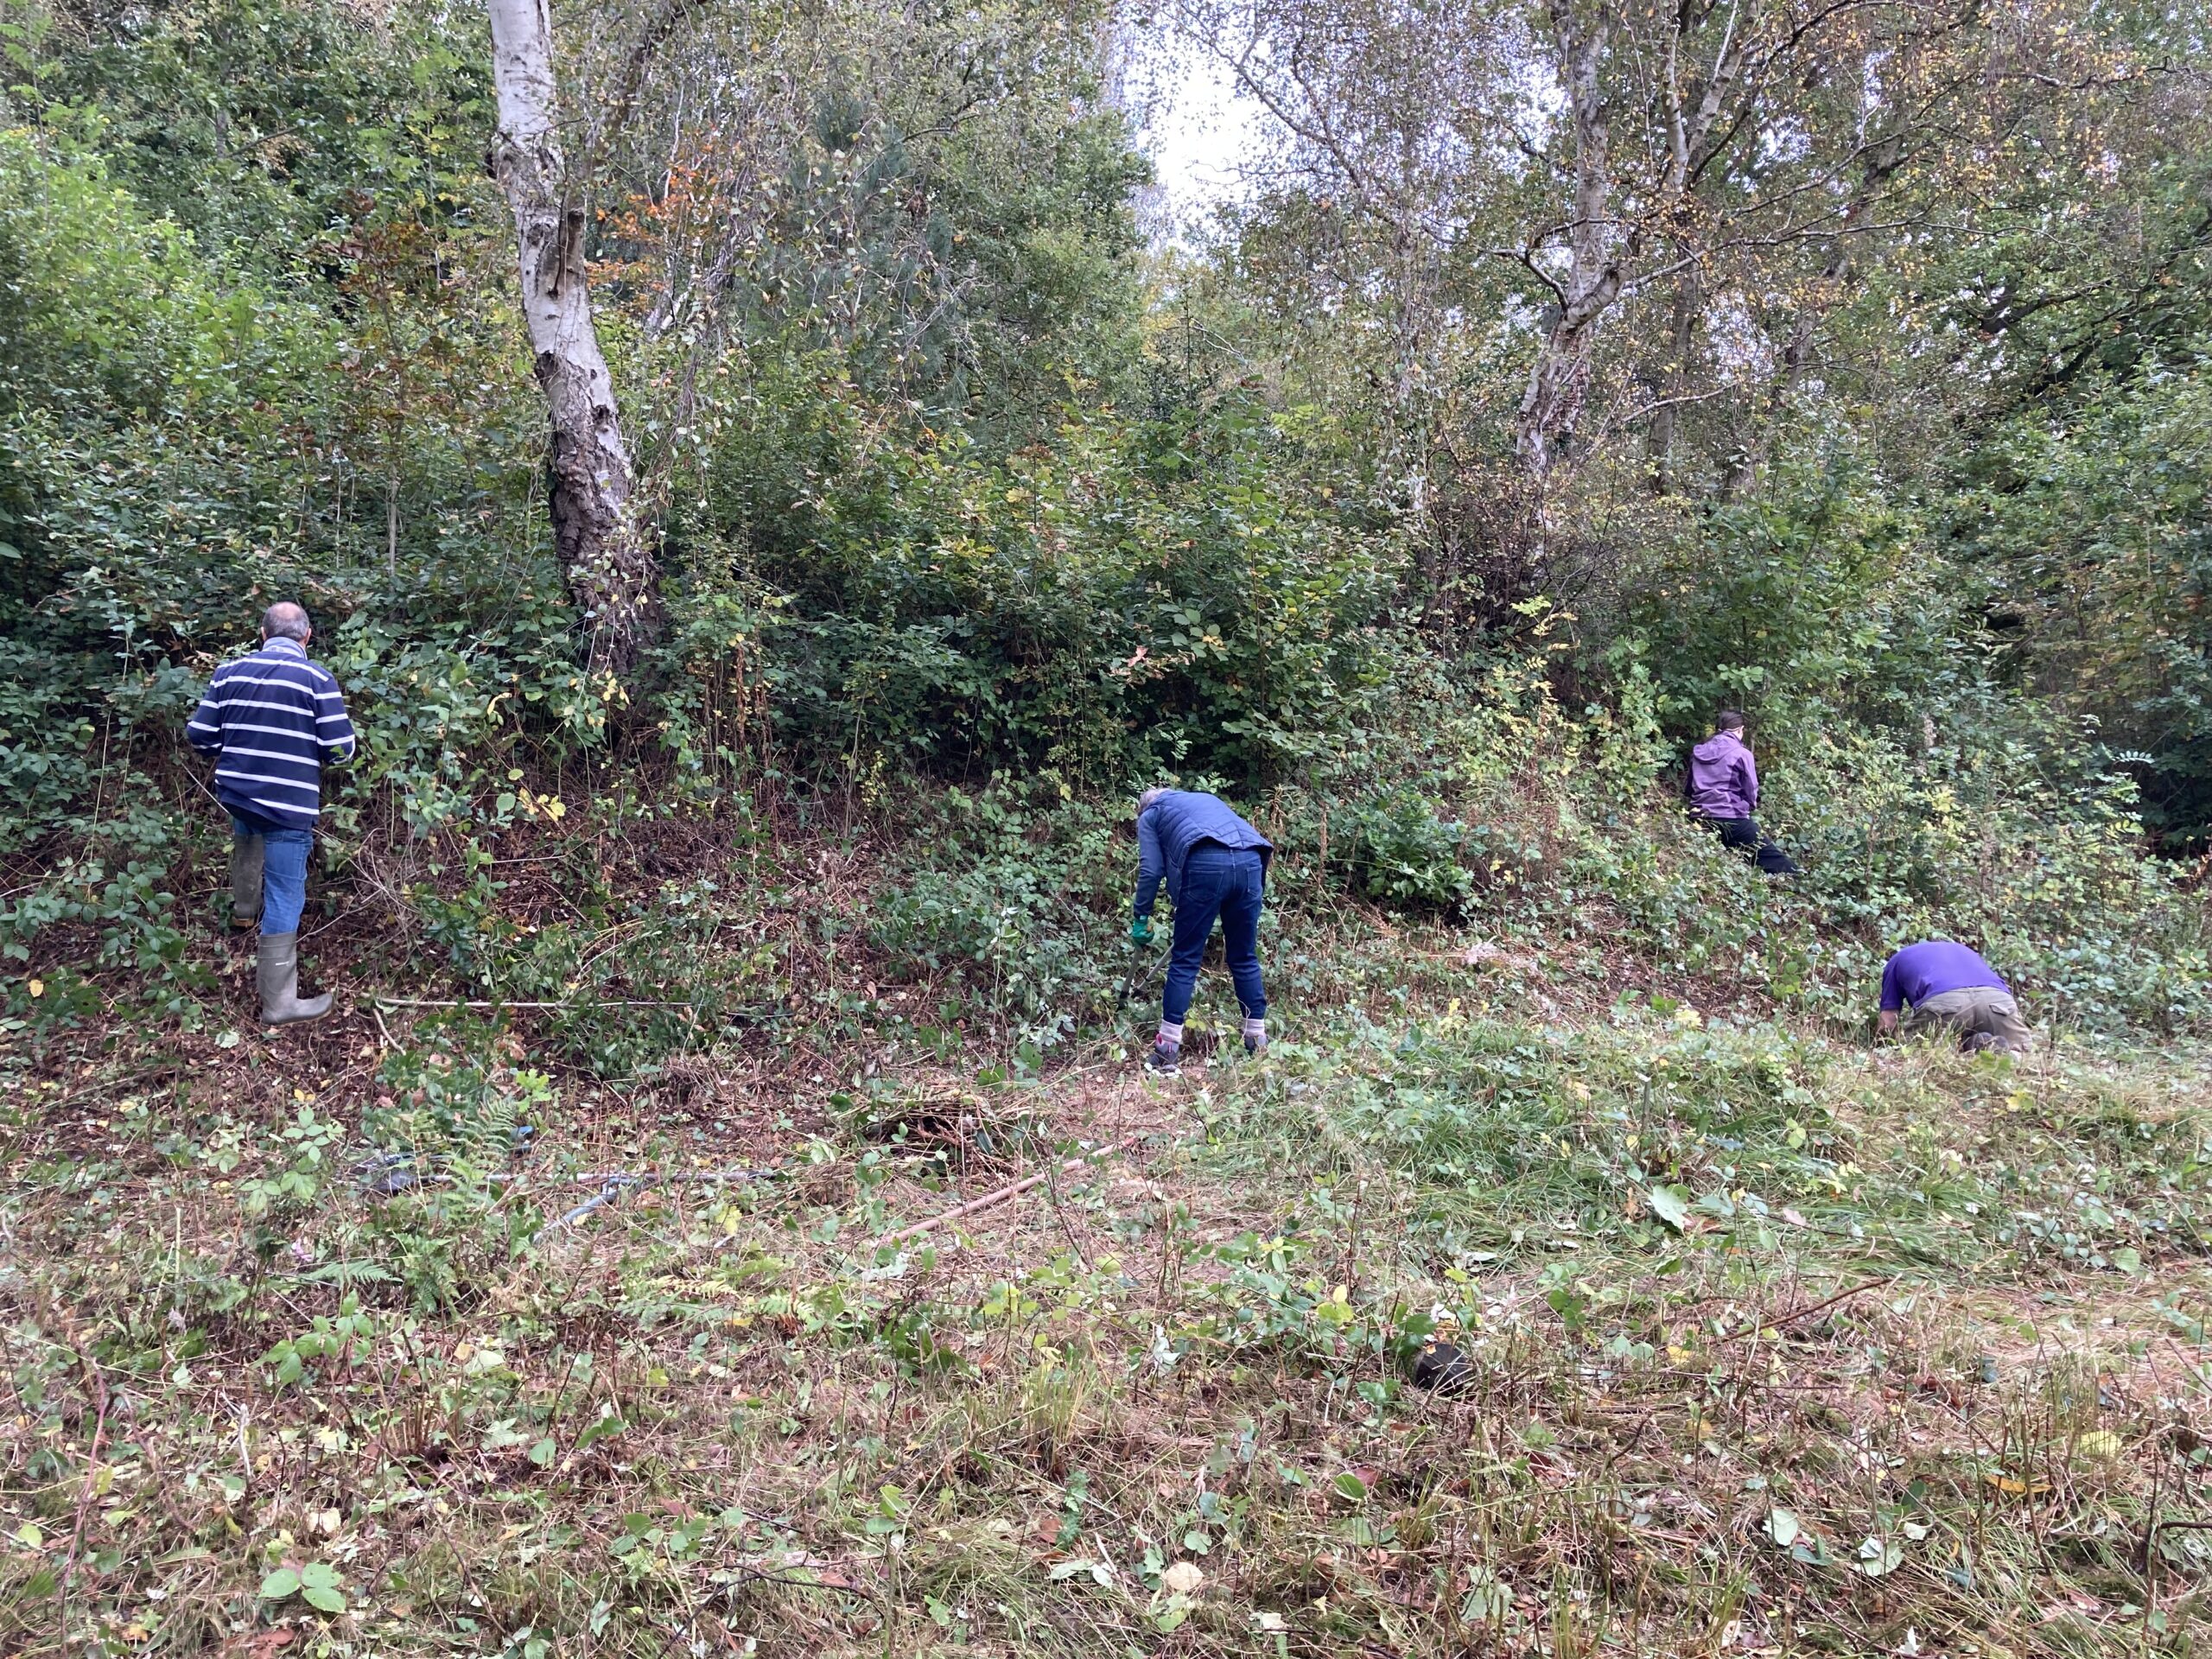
[1130,916,1155,946]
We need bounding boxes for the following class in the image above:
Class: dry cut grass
[3,969,2212,1658]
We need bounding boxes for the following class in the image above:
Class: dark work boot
[1145,1041,1181,1077]
[229,834,264,930]
[257,931,332,1027]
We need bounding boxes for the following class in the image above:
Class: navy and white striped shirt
[186,638,357,830]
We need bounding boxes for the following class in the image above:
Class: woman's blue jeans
[231,810,312,935]
[1162,847,1267,1026]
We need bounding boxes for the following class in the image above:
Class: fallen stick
[373,996,701,1010]
[1721,1276,1893,1341]
[877,1133,1146,1247]
[54,1311,111,1616]
[566,1167,772,1185]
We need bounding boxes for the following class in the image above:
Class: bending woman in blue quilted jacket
[1130,789,1273,1077]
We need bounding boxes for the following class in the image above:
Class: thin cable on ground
[551,1166,775,1229]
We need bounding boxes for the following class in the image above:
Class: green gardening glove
[1130,916,1155,946]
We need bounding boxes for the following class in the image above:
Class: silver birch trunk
[1516,0,1747,494]
[1515,0,1619,493]
[486,0,658,680]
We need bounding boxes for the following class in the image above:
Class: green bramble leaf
[1648,1185,1693,1230]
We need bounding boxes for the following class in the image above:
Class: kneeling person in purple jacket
[187,602,357,1027]
[1878,939,2031,1055]
[1686,711,1799,876]
[1131,789,1272,1077]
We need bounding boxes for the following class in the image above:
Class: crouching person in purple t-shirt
[1877,940,2032,1056]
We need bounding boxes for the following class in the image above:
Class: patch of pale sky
[1119,31,1267,241]
[1118,25,1568,245]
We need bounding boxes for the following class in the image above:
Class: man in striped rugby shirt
[187,601,357,1025]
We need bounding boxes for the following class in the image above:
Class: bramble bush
[867,779,1129,1053]
[691,367,1411,786]
[1341,791,1476,912]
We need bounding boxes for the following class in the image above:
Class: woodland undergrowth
[5,746,2212,1656]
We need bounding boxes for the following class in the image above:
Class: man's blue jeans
[1163,846,1267,1026]
[231,810,312,935]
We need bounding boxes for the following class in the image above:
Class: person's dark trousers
[1706,816,1800,876]
[1162,846,1268,1026]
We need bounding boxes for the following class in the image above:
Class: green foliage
[365,1041,549,1172]
[1609,423,1938,734]
[391,839,787,1077]
[0,124,340,905]
[261,1296,374,1389]
[258,1559,347,1616]
[238,1106,345,1220]
[1952,353,2212,841]
[350,1034,550,1309]
[725,92,1147,441]
[1527,696,2209,1034]
[16,0,491,271]
[0,0,2199,1069]
[0,637,97,843]
[3,8,2211,1649]
[867,780,1128,1052]
[1341,792,1475,912]
[326,589,612,837]
[1237,1013,1837,1262]
[696,380,1407,785]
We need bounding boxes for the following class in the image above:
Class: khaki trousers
[1903,987,2032,1055]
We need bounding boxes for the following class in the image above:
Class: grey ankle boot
[257,931,332,1026]
[229,834,264,929]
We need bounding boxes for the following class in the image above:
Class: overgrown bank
[7,854,2212,1654]
[9,601,2212,1652]
[5,0,2212,1649]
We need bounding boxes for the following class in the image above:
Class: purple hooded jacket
[1686,730,1759,821]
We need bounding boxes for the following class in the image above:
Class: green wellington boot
[257,931,333,1026]
[228,834,264,930]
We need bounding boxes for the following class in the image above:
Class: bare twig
[372,996,700,1010]
[877,1135,1146,1247]
[1722,1277,1892,1340]
[53,1313,111,1615]
[592,0,707,166]
[1039,1154,1092,1273]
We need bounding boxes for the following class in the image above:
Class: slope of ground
[5,850,2212,1658]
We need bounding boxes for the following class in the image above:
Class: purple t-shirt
[1880,941,2008,1011]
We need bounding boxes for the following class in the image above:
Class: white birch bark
[1517,0,1750,493]
[486,0,657,680]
